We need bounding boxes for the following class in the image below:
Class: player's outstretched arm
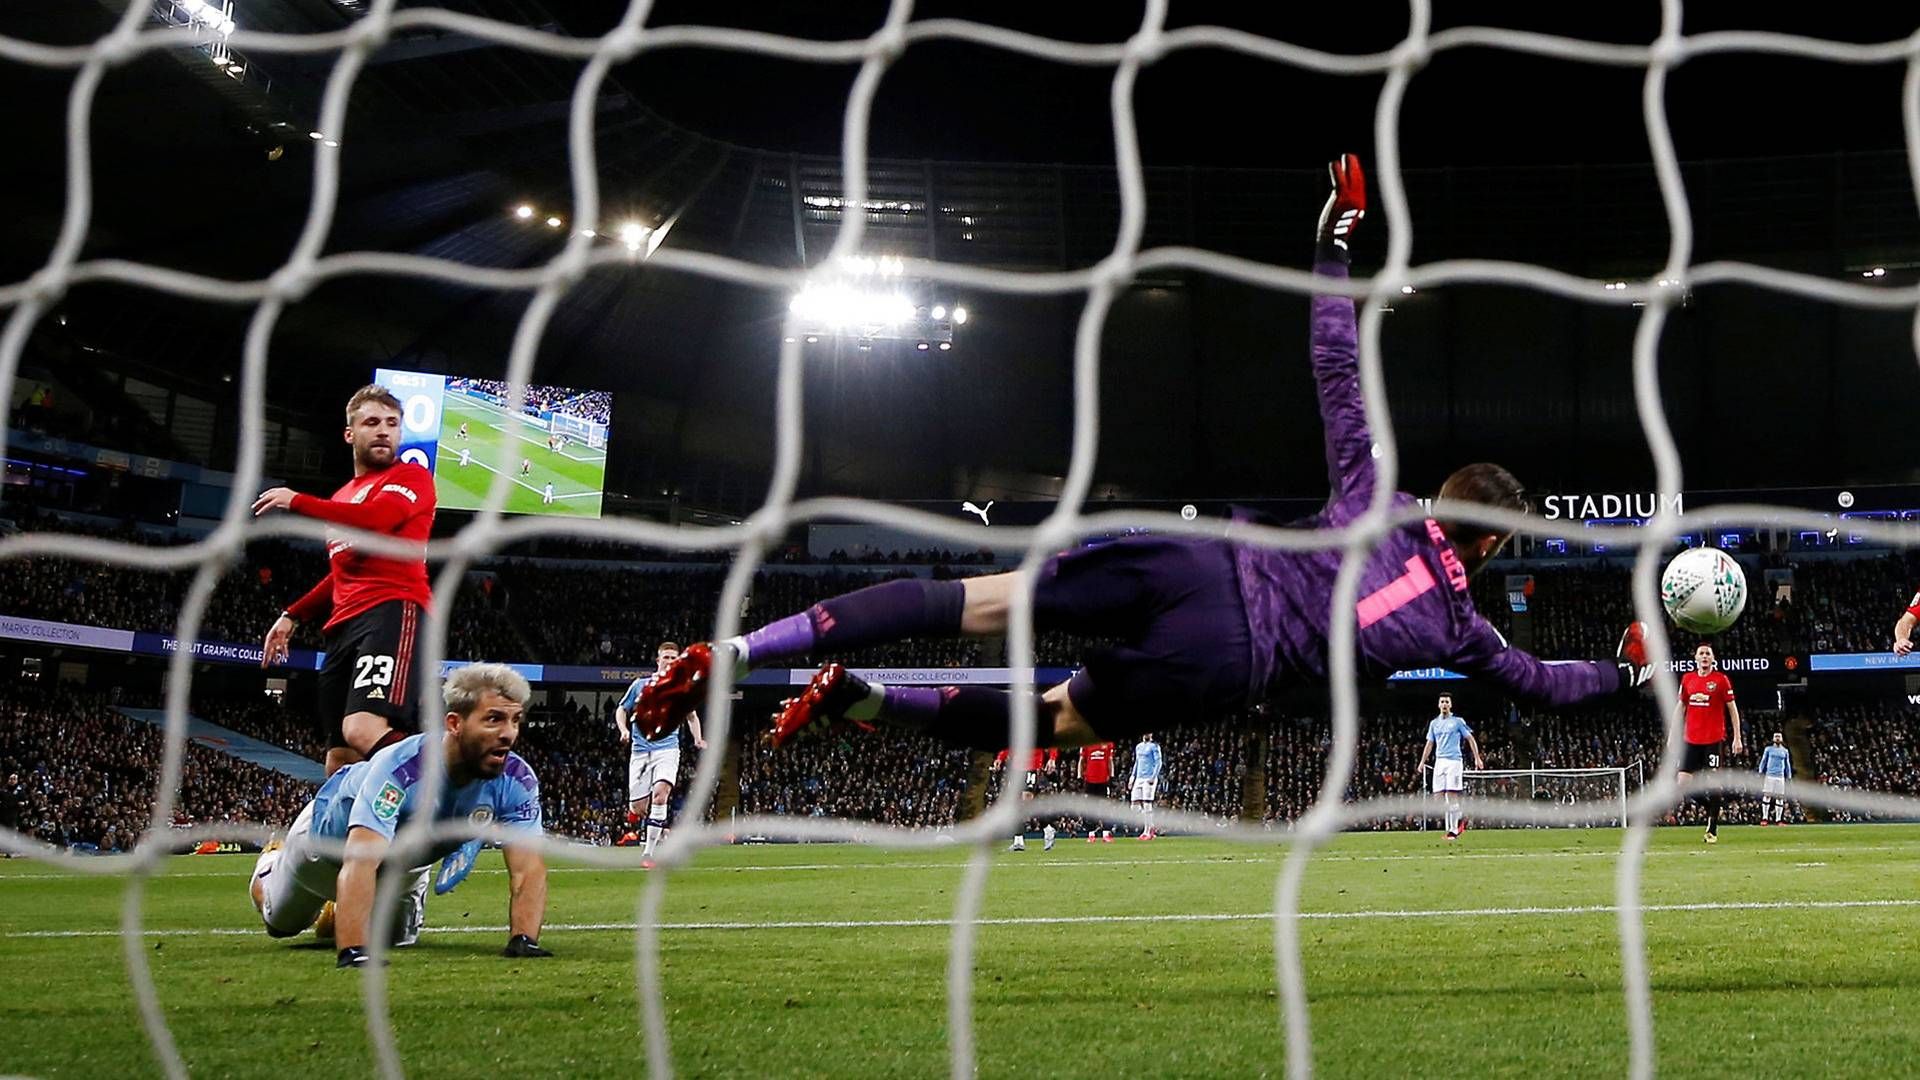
[687,711,706,750]
[1450,615,1642,707]
[1309,154,1376,523]
[502,843,550,957]
[333,826,389,964]
[1466,733,1485,771]
[1894,611,1917,656]
[1418,736,1434,774]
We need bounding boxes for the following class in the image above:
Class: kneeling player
[249,663,551,965]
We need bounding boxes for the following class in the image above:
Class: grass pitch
[4,825,1919,1078]
[433,395,606,517]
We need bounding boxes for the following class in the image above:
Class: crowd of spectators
[978,725,1250,836]
[1806,701,1918,820]
[1469,560,1805,661]
[11,673,1920,851]
[0,686,314,851]
[446,378,610,426]
[1261,703,1822,830]
[736,724,970,828]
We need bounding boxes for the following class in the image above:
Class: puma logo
[962,500,993,525]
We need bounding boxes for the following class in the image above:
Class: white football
[1660,547,1748,635]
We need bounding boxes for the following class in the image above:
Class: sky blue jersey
[311,734,541,864]
[1133,741,1162,781]
[1426,714,1473,762]
[620,673,684,753]
[1758,745,1792,779]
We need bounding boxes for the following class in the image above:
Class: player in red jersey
[1675,642,1743,844]
[254,385,438,777]
[1890,589,1920,656]
[1079,742,1115,798]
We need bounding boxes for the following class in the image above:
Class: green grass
[4,826,1920,1078]
[434,395,606,517]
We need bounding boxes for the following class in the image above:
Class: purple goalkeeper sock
[881,685,1052,750]
[741,578,967,667]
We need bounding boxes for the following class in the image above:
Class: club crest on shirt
[373,780,405,821]
[469,806,494,825]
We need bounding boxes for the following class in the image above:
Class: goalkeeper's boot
[631,642,714,739]
[313,900,337,942]
[770,664,875,748]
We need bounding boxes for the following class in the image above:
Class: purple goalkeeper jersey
[1228,262,1622,708]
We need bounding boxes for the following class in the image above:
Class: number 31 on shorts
[353,654,396,689]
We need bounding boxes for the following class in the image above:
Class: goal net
[4,5,1920,1080]
[1463,765,1643,829]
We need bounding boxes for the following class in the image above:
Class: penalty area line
[9,898,1920,939]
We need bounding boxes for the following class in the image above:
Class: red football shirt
[1680,670,1736,745]
[283,462,436,631]
[993,749,1056,771]
[1906,589,1920,619]
[1082,743,1114,784]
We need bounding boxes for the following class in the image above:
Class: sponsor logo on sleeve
[373,780,406,821]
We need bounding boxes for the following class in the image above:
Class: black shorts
[1680,741,1724,774]
[1034,536,1254,742]
[317,600,425,749]
[1084,780,1110,799]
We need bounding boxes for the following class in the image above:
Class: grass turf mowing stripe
[3,840,1918,881]
[11,897,1920,938]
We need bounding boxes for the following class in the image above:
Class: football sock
[880,686,1052,749]
[845,679,888,722]
[644,811,668,854]
[741,580,967,668]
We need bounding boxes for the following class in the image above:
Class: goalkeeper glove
[1315,153,1367,264]
[336,946,375,969]
[1615,622,1654,691]
[503,934,553,958]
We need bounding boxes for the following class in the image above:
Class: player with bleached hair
[628,154,1654,756]
[248,663,551,967]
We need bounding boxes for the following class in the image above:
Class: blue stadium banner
[374,367,447,472]
[1387,667,1467,681]
[1810,652,1920,672]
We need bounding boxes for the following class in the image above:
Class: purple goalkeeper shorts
[1033,535,1255,740]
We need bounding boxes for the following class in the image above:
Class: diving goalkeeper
[632,154,1654,751]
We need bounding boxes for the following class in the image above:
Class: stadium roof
[6,2,1920,511]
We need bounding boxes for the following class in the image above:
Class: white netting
[1461,765,1639,828]
[6,3,1920,1079]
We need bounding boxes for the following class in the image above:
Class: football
[1661,547,1749,635]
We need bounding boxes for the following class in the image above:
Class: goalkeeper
[248,664,552,967]
[632,154,1654,751]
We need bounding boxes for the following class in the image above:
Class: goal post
[1461,765,1642,828]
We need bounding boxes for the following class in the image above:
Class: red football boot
[769,663,875,748]
[632,642,714,739]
